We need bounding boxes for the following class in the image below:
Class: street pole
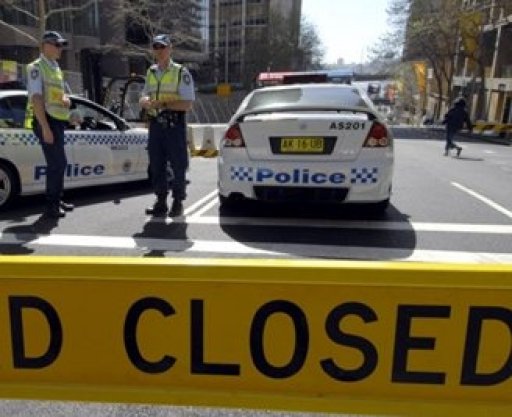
[224,20,229,83]
[214,0,220,84]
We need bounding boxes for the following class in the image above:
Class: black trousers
[148,119,188,201]
[33,116,67,205]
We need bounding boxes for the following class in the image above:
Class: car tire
[0,162,19,210]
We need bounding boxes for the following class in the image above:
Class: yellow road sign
[0,256,511,417]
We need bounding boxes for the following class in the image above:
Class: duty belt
[151,110,185,127]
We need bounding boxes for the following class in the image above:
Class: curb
[391,126,511,146]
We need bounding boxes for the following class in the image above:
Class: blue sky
[301,0,391,64]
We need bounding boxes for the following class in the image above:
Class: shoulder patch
[31,68,40,80]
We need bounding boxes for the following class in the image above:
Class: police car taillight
[363,122,390,147]
[222,123,245,147]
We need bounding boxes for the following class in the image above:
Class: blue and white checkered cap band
[231,166,253,181]
[350,167,378,184]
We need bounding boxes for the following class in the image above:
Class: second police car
[217,84,394,212]
[0,90,149,209]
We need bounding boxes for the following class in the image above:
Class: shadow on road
[218,201,416,261]
[0,181,152,222]
[0,214,59,254]
[133,218,191,257]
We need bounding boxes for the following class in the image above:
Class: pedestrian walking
[442,97,473,157]
[25,31,74,218]
[139,34,195,217]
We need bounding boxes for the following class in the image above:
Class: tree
[406,0,460,118]
[457,0,508,120]
[367,0,410,74]
[243,13,324,87]
[297,17,324,70]
[0,0,98,46]
[113,0,205,61]
[404,0,508,119]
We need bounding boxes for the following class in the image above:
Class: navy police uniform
[141,34,195,217]
[26,31,73,218]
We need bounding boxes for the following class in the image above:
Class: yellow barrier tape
[0,256,511,417]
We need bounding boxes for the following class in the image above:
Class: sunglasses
[46,42,65,48]
[152,44,167,50]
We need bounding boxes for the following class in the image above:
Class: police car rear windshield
[245,86,369,112]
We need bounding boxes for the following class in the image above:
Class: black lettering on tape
[320,302,378,382]
[392,305,450,384]
[461,306,512,386]
[124,297,175,373]
[190,300,240,375]
[9,296,62,369]
[250,300,308,379]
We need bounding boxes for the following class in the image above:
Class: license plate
[280,137,324,153]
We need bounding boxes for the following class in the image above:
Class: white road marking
[184,189,218,216]
[149,215,512,234]
[452,182,512,219]
[188,196,219,218]
[0,232,511,263]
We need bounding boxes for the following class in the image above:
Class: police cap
[152,34,172,47]
[42,31,68,47]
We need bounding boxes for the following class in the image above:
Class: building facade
[405,0,512,123]
[208,0,302,87]
[0,1,209,93]
[452,0,512,123]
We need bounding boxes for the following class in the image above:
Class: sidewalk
[390,125,511,146]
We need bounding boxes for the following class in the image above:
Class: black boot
[44,203,66,218]
[60,200,75,211]
[169,199,184,217]
[145,194,168,216]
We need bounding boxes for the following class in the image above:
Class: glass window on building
[0,1,36,26]
[72,1,99,36]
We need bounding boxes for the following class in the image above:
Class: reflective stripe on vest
[146,63,182,117]
[24,58,69,128]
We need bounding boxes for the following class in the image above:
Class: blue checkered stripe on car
[0,131,146,146]
[350,167,379,184]
[72,133,146,146]
[1,131,40,145]
[231,166,253,181]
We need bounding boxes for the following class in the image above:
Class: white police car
[0,90,149,209]
[218,84,394,212]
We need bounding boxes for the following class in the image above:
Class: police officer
[26,31,73,218]
[139,34,195,217]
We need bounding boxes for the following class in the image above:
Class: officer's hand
[62,94,71,108]
[150,99,162,109]
[140,98,152,110]
[42,126,54,144]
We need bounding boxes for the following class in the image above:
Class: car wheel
[0,162,19,210]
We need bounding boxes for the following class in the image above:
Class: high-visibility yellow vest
[24,57,69,128]
[145,61,182,117]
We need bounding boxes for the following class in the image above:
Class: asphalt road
[0,134,511,417]
[0,135,511,262]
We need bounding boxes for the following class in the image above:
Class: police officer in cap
[139,34,195,217]
[26,30,74,218]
